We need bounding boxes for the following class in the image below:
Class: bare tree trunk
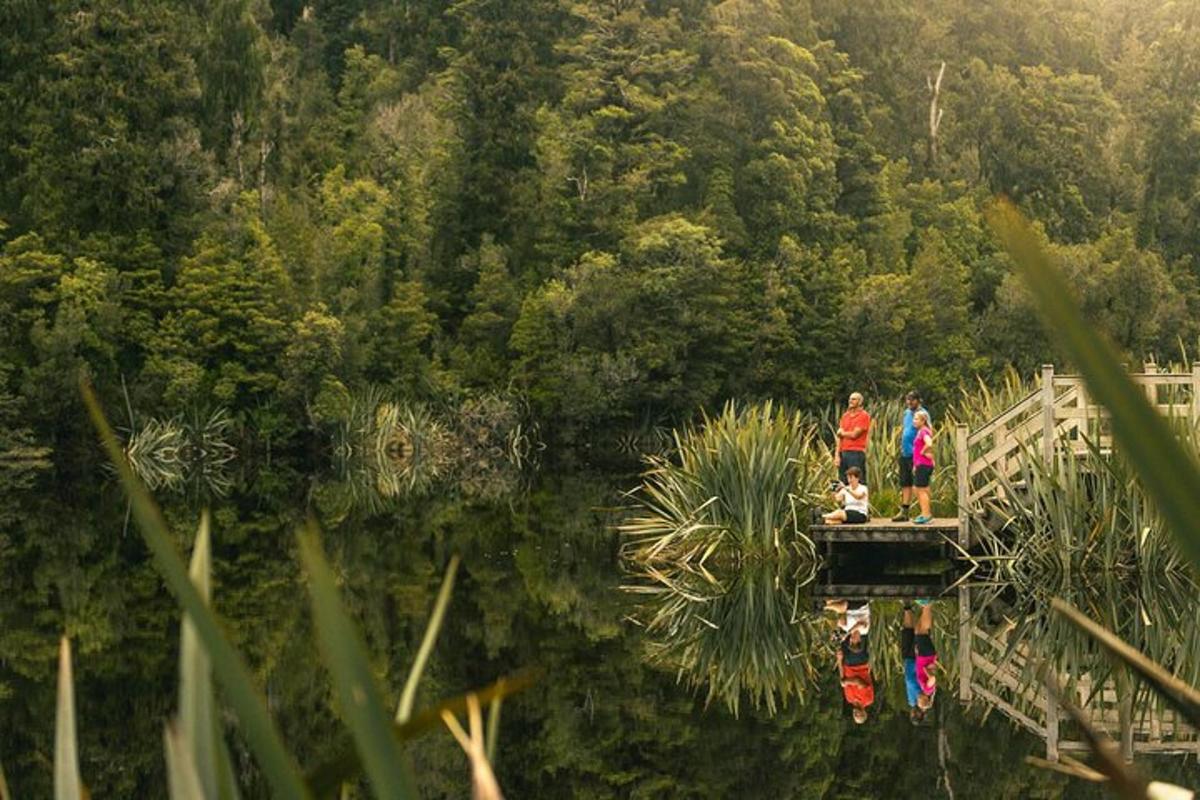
[258,136,273,215]
[927,61,946,169]
[231,111,246,185]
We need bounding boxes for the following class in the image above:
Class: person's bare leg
[901,487,913,507]
[823,510,847,525]
[903,608,914,629]
[824,600,849,614]
[917,487,932,519]
[916,603,933,635]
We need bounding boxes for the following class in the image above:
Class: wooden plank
[958,586,972,702]
[811,529,948,544]
[970,652,1047,710]
[1192,364,1200,423]
[956,423,970,548]
[809,519,957,544]
[967,390,1040,446]
[1128,373,1192,385]
[1042,364,1056,470]
[971,685,1047,738]
[812,583,948,598]
[1046,681,1060,762]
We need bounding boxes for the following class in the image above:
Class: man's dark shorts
[839,449,867,484]
[915,633,937,657]
[898,455,914,488]
[914,464,933,488]
[900,626,915,659]
[844,510,868,524]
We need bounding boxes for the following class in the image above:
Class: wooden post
[955,423,969,549]
[1041,364,1056,467]
[958,586,973,703]
[1046,683,1060,761]
[1119,676,1135,762]
[1191,363,1200,424]
[1143,359,1159,407]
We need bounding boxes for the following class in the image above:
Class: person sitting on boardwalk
[822,466,869,525]
[911,410,935,524]
[914,599,938,712]
[826,599,874,724]
[901,603,925,723]
[835,392,871,485]
[892,390,928,522]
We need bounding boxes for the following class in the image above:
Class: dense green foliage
[2,0,1199,457]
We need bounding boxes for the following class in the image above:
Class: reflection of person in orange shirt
[827,599,874,724]
[836,392,871,485]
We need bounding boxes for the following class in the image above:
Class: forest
[2,0,1199,464]
[4,2,1200,798]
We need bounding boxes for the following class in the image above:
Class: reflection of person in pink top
[914,601,938,711]
[911,410,935,524]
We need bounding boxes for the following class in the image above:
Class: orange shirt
[838,409,871,452]
[841,662,875,708]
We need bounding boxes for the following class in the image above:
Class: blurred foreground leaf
[82,380,311,799]
[299,524,416,799]
[985,198,1200,571]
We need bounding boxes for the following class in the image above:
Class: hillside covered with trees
[2,0,1198,454]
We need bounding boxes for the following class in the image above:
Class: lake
[0,463,1197,798]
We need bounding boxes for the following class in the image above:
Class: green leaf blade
[298,524,416,800]
[985,198,1200,571]
[396,555,460,724]
[81,381,311,800]
[180,511,219,800]
[55,637,82,800]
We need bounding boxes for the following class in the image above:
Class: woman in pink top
[914,601,938,711]
[911,410,935,524]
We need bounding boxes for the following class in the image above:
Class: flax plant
[627,559,827,716]
[621,400,827,566]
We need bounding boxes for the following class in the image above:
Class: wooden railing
[960,616,1199,759]
[955,363,1200,761]
[954,363,1200,546]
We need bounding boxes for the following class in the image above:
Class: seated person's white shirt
[838,605,871,634]
[838,484,869,515]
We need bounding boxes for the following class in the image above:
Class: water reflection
[2,464,1199,797]
[624,558,827,715]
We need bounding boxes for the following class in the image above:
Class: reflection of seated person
[822,467,869,525]
[914,600,938,712]
[826,599,874,724]
[901,603,925,723]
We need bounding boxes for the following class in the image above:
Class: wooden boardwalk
[809,518,958,544]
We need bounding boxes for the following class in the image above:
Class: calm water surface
[0,467,1196,798]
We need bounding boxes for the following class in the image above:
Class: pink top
[916,653,937,695]
[913,427,934,468]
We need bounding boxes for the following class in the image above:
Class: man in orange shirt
[835,391,871,485]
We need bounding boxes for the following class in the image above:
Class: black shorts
[900,627,915,659]
[898,456,914,488]
[914,464,933,488]
[839,450,867,484]
[915,633,937,657]
[844,510,868,524]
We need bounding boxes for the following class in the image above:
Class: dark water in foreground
[0,469,1197,798]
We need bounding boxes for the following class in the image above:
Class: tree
[145,196,293,411]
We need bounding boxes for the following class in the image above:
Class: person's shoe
[915,598,932,606]
[891,509,909,522]
[902,600,914,611]
[913,515,932,525]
